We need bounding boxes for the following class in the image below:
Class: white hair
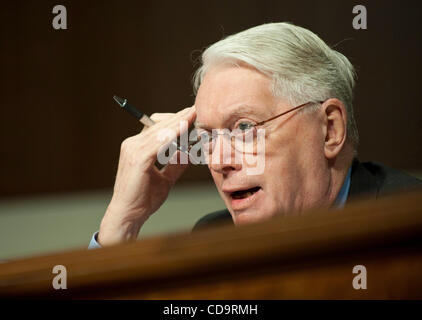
[192,22,359,148]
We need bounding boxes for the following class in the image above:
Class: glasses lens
[195,127,261,159]
[232,127,257,153]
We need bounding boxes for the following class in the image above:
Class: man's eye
[236,122,254,131]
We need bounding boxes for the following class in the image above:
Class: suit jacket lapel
[348,158,380,200]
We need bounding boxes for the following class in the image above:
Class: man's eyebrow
[228,105,259,117]
[222,104,262,123]
[193,104,262,130]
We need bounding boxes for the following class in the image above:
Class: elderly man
[90,22,421,248]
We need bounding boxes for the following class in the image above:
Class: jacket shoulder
[192,209,233,232]
[351,159,422,199]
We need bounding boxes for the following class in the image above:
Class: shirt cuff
[88,231,102,249]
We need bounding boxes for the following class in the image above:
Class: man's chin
[230,207,272,226]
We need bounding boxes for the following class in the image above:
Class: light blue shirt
[88,231,102,249]
[334,167,352,208]
[88,167,352,249]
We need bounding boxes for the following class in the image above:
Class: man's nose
[208,135,242,174]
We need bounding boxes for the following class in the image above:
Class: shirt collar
[334,167,352,208]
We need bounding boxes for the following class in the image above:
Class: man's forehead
[194,65,286,128]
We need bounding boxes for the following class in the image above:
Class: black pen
[113,95,197,163]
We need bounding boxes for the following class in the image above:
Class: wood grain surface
[0,190,421,299]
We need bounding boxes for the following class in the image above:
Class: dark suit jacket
[193,159,422,231]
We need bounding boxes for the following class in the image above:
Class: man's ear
[322,98,347,159]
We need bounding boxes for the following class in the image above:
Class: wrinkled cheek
[259,192,277,215]
[209,168,221,185]
[241,152,266,176]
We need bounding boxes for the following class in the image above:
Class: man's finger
[160,151,189,183]
[137,107,196,158]
[141,106,196,140]
[131,107,196,167]
[138,107,193,137]
[140,113,175,133]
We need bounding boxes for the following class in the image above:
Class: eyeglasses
[194,100,324,157]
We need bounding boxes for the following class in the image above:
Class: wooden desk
[1,191,422,299]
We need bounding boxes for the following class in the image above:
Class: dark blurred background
[1,0,421,197]
[0,0,421,259]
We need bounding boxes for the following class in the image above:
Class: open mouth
[230,186,262,199]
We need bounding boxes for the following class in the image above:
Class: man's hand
[98,106,196,246]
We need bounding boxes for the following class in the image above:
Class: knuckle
[150,113,159,120]
[120,137,133,152]
[150,113,174,122]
